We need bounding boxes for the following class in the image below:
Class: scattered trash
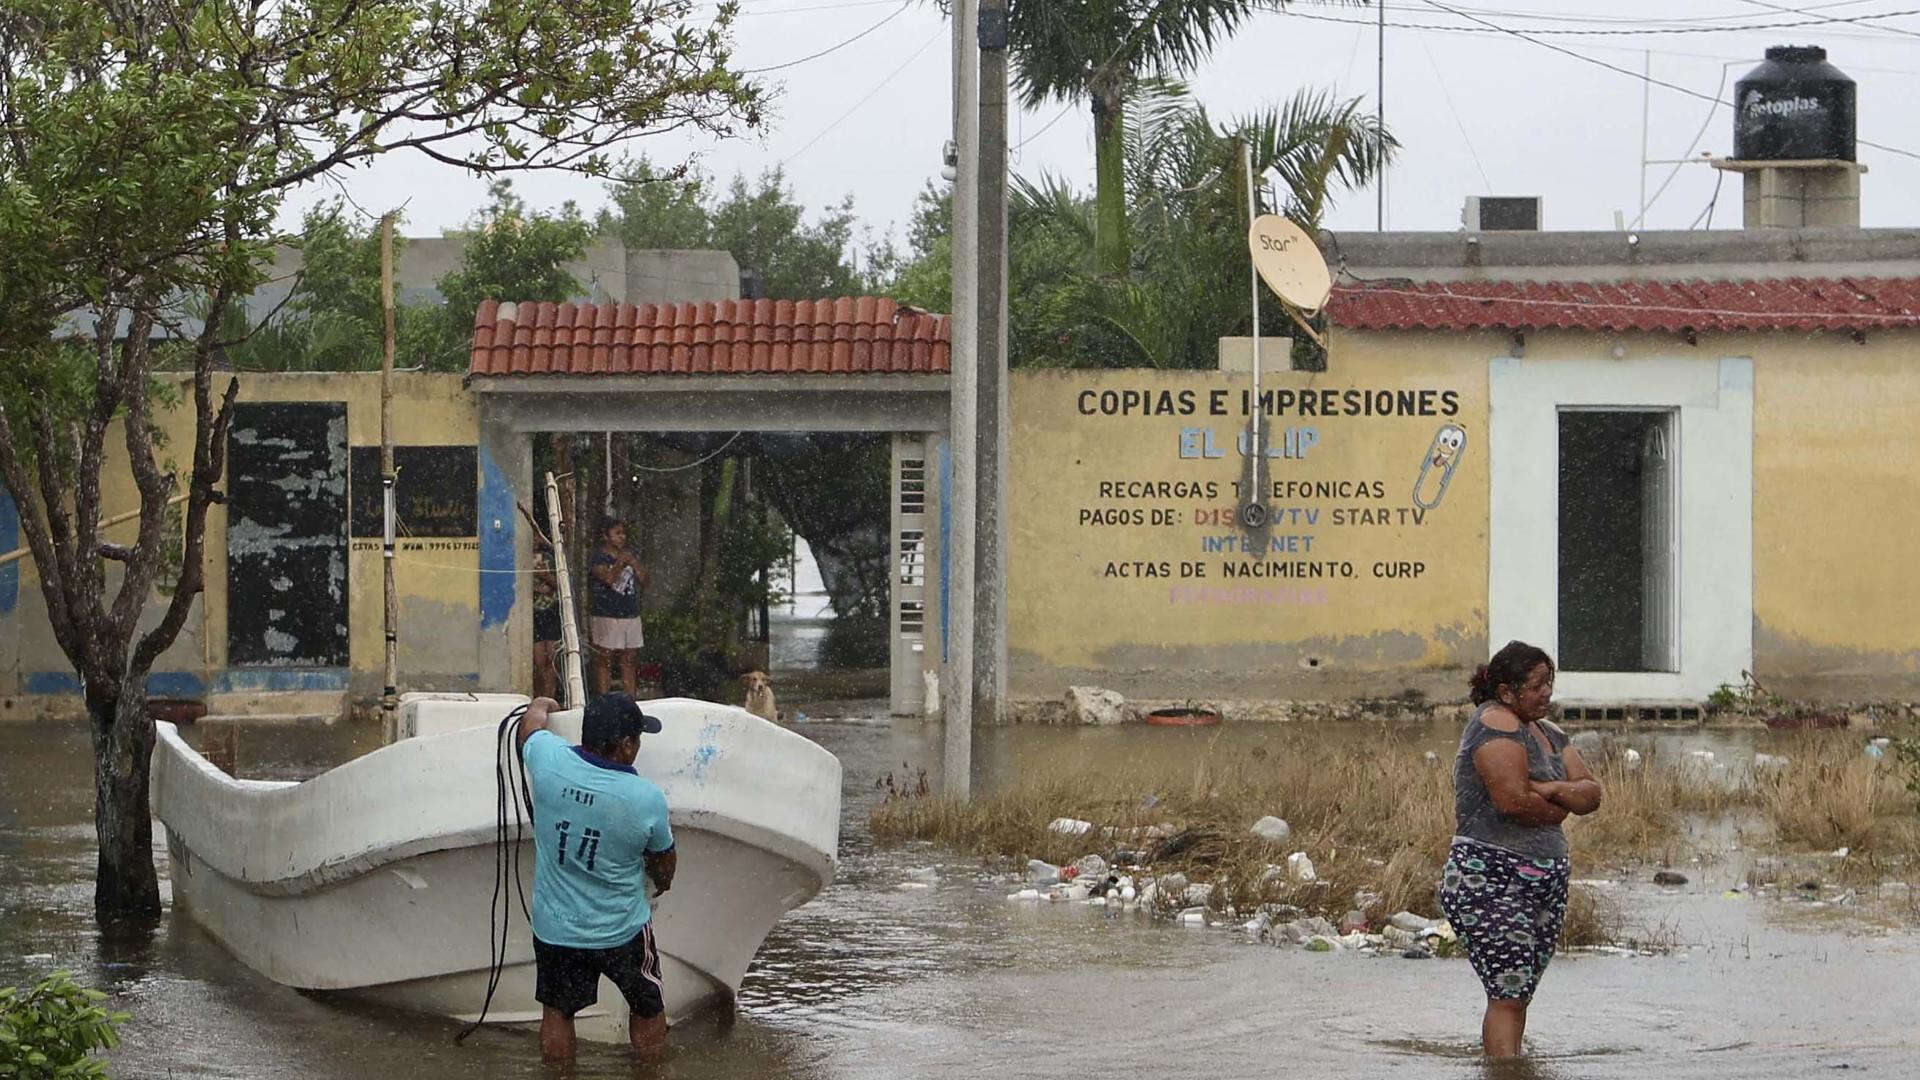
[905,866,940,884]
[1863,742,1886,760]
[1183,883,1214,907]
[1027,859,1061,884]
[1653,870,1689,886]
[1007,889,1042,902]
[1402,946,1433,960]
[1158,872,1190,896]
[1303,935,1339,952]
[1621,747,1643,769]
[1423,750,1440,767]
[1751,753,1790,771]
[1177,907,1207,926]
[1065,883,1091,902]
[1339,909,1369,935]
[1388,911,1436,933]
[1047,818,1094,837]
[896,882,933,892]
[1832,846,1851,859]
[1075,854,1108,877]
[1287,851,1317,883]
[1250,815,1292,844]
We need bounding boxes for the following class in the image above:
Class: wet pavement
[2,712,1916,1078]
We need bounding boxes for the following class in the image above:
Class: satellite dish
[1247,214,1331,312]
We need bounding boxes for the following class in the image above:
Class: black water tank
[1734,45,1855,162]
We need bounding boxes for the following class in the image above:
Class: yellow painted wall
[0,372,479,713]
[195,374,481,690]
[1747,334,1920,697]
[1008,346,1492,700]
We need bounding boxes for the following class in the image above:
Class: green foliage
[0,971,126,1079]
[1006,0,1296,273]
[603,160,894,299]
[888,83,1392,370]
[437,181,595,343]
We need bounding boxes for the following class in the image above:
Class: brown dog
[741,670,779,724]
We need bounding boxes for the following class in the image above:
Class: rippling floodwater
[2,712,1916,1078]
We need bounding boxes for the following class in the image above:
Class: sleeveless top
[1452,702,1570,860]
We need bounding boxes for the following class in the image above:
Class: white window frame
[1489,356,1752,703]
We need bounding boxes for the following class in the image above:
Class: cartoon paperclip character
[1413,423,1468,511]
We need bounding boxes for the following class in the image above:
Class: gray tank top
[1452,703,1569,860]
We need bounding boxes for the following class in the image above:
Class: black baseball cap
[581,692,661,746]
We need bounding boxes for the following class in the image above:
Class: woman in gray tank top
[1437,640,1603,1061]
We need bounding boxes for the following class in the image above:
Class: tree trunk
[88,682,162,924]
[1091,79,1130,278]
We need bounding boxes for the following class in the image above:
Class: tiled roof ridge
[1326,274,1920,333]
[469,295,952,376]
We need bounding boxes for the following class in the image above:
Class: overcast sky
[283,1,1920,248]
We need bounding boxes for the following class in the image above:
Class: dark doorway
[1557,409,1677,672]
[227,403,349,666]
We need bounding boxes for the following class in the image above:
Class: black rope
[455,704,532,1044]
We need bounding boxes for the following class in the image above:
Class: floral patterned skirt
[1437,836,1570,1000]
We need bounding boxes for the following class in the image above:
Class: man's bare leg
[629,1012,667,1060]
[593,648,613,694]
[619,651,638,697]
[540,1006,577,1063]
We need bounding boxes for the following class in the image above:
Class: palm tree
[1012,82,1394,368]
[1008,0,1306,277]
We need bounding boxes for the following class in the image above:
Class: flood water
[3,712,1916,1078]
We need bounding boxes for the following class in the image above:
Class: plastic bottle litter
[1048,818,1094,837]
[1622,747,1643,769]
[1287,851,1317,883]
[1007,889,1042,902]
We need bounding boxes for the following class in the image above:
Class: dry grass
[872,727,1920,937]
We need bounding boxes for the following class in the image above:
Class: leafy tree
[1007,0,1309,276]
[603,160,894,298]
[893,83,1392,369]
[0,0,758,923]
[433,180,596,362]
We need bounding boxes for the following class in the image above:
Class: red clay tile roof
[1326,276,1920,334]
[468,297,950,376]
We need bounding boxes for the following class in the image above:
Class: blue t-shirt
[523,729,674,948]
[589,550,640,619]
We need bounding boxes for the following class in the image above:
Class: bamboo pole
[544,471,587,708]
[0,491,189,568]
[380,213,399,737]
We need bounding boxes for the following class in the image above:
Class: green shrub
[0,971,126,1079]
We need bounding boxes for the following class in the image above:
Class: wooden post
[544,472,588,708]
[380,213,399,739]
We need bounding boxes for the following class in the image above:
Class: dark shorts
[1437,837,1570,1001]
[532,924,663,1019]
[533,605,562,644]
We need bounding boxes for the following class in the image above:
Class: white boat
[151,693,841,1042]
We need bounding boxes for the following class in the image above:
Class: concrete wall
[1007,328,1920,705]
[0,373,493,717]
[1007,358,1490,702]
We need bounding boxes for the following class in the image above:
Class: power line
[741,0,914,73]
[1730,0,1920,40]
[1274,8,1920,66]
[1412,0,1920,161]
[1013,104,1074,151]
[779,25,946,166]
[1399,3,1920,36]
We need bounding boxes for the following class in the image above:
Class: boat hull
[154,697,840,1040]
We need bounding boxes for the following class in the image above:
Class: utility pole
[1376,1,1386,230]
[977,0,1009,724]
[945,0,980,797]
[379,213,399,741]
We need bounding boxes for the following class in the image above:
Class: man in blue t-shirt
[515,693,676,1062]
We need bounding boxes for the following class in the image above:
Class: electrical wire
[1731,0,1920,40]
[1413,0,1920,162]
[1013,104,1075,151]
[1419,37,1494,192]
[778,24,946,166]
[741,0,914,73]
[454,703,535,1044]
[1634,62,1737,229]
